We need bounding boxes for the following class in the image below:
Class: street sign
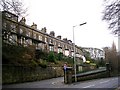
[64,64,67,71]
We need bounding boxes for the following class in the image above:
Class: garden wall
[2,65,64,84]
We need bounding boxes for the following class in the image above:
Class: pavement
[2,76,120,90]
[115,87,120,90]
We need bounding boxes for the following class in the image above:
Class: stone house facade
[2,11,84,59]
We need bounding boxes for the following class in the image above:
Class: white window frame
[10,24,16,33]
[33,33,36,39]
[39,35,42,41]
[50,46,54,51]
[45,37,47,43]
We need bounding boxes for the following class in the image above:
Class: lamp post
[73,22,87,82]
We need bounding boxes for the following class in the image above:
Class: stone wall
[2,65,64,84]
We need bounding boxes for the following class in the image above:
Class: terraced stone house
[2,11,84,62]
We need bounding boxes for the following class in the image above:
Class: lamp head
[79,22,87,26]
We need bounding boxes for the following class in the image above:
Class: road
[2,76,120,89]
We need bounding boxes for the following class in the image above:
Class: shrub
[48,51,56,63]
[2,42,37,67]
[35,50,48,60]
[57,52,63,61]
[38,60,47,68]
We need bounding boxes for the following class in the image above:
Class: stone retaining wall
[2,65,64,84]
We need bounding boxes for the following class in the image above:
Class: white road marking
[52,82,55,85]
[100,80,110,84]
[83,84,95,88]
[111,79,116,80]
[52,81,62,85]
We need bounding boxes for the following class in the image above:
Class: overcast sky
[24,0,118,50]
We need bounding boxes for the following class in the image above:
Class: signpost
[64,63,67,83]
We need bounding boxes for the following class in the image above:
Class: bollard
[106,63,111,77]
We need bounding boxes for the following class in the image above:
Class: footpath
[2,76,119,89]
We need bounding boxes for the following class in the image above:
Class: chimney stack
[57,35,61,39]
[19,17,26,24]
[68,40,72,44]
[63,38,67,41]
[50,31,55,37]
[31,22,37,29]
[41,27,47,33]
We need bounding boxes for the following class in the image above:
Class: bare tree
[103,42,118,71]
[0,0,27,17]
[102,0,120,35]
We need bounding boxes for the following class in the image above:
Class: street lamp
[73,22,87,82]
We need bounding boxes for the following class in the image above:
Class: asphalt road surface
[2,76,120,89]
